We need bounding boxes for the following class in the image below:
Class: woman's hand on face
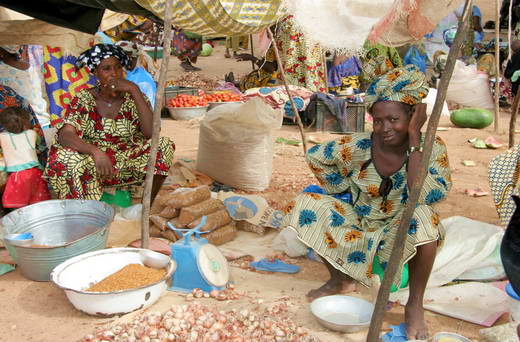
[408,103,427,138]
[106,78,139,94]
[91,149,115,177]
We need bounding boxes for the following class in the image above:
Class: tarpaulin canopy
[284,0,466,51]
[134,0,287,37]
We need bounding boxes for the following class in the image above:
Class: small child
[0,106,50,208]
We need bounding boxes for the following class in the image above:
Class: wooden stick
[495,0,501,133]
[140,0,174,249]
[510,94,520,147]
[365,1,472,340]
[250,34,255,71]
[267,27,308,153]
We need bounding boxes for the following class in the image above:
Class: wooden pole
[365,0,472,340]
[495,0,501,133]
[509,94,520,147]
[250,34,256,71]
[140,1,174,249]
[267,27,308,153]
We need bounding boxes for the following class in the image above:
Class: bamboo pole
[140,1,174,249]
[365,0,472,340]
[495,0,501,133]
[266,27,308,153]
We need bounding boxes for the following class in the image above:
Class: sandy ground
[0,43,515,341]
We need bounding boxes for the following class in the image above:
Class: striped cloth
[134,0,286,37]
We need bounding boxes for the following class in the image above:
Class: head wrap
[76,44,130,72]
[1,45,21,55]
[115,40,141,58]
[365,65,429,108]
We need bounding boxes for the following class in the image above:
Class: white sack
[196,98,282,191]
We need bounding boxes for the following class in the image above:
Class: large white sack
[446,60,494,111]
[196,98,282,191]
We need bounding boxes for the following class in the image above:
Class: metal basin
[1,200,114,281]
[51,248,176,317]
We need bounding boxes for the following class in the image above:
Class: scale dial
[197,243,229,287]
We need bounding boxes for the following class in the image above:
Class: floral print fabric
[282,133,451,287]
[44,89,175,200]
[276,16,327,93]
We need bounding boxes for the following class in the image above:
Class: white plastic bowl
[310,295,374,333]
[51,247,175,317]
[432,332,471,342]
[167,106,208,120]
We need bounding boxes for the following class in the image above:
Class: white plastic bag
[424,88,450,117]
[196,98,282,191]
[446,60,494,110]
[272,227,308,257]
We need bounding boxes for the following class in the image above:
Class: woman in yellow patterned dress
[44,44,175,201]
[282,65,451,340]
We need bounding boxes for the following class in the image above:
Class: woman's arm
[129,86,153,139]
[236,53,277,73]
[109,79,153,139]
[406,104,427,189]
[58,124,115,176]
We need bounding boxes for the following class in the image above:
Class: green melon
[450,108,493,129]
[200,43,213,57]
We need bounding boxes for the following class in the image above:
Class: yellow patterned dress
[282,133,451,287]
[44,89,175,200]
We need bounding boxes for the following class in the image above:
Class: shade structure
[134,0,287,36]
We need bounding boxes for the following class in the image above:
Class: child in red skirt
[0,106,50,208]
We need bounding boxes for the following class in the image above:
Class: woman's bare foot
[405,302,429,340]
[306,278,356,302]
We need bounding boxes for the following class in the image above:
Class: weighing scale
[166,217,230,293]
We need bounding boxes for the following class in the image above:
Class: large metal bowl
[167,106,208,120]
[1,200,114,281]
[51,248,176,317]
[310,295,374,333]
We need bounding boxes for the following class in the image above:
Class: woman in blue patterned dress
[282,65,451,340]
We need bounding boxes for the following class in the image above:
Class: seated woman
[234,47,279,92]
[282,66,451,340]
[44,44,175,202]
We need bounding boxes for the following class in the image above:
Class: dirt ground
[0,42,514,341]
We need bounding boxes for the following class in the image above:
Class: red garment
[3,168,51,208]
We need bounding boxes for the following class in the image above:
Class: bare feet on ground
[405,302,429,340]
[306,278,356,302]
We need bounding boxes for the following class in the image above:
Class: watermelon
[200,43,213,57]
[450,108,493,129]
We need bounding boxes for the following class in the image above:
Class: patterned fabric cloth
[361,41,403,86]
[327,57,362,89]
[104,15,149,43]
[240,47,279,91]
[116,40,140,57]
[76,44,130,72]
[243,85,313,119]
[0,85,47,168]
[172,28,203,63]
[365,65,429,108]
[43,89,175,200]
[276,16,327,93]
[489,145,520,226]
[0,47,50,127]
[134,0,286,37]
[43,46,96,126]
[282,133,451,287]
